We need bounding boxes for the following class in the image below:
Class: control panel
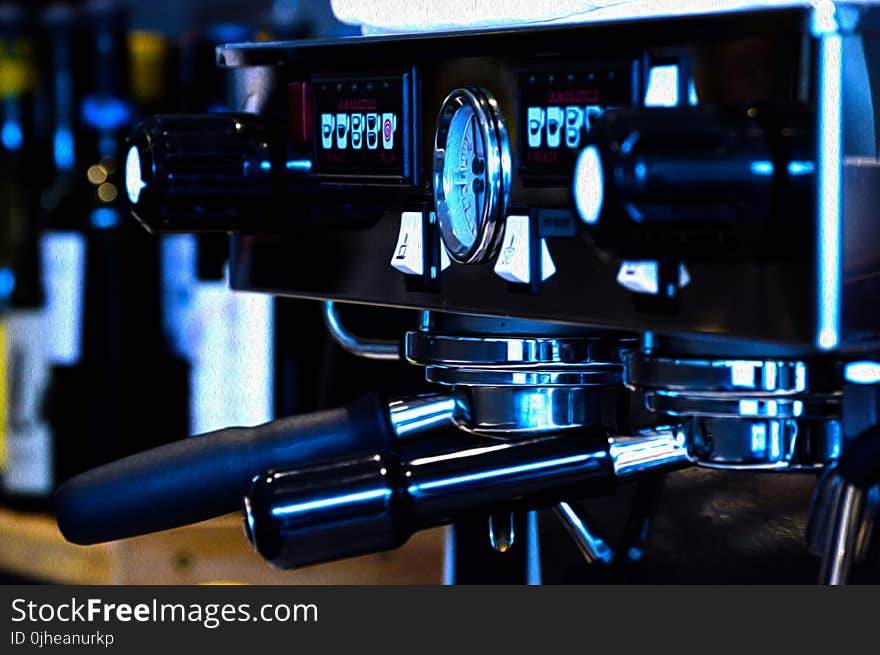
[312,72,415,181]
[124,7,880,352]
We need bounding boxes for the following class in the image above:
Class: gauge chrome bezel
[433,86,511,264]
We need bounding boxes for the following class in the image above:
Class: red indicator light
[289,81,312,144]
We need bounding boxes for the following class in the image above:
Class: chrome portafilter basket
[625,352,843,470]
[404,328,630,436]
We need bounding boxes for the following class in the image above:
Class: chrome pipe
[609,426,690,479]
[389,395,457,438]
[816,475,866,585]
[555,501,614,564]
[323,301,400,361]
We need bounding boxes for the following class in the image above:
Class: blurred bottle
[160,22,274,435]
[0,2,55,509]
[14,1,190,512]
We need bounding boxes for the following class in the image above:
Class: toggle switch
[493,215,556,285]
[391,212,424,276]
[616,261,690,295]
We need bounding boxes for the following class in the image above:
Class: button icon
[351,113,364,149]
[320,114,335,149]
[546,106,564,149]
[335,113,349,149]
[527,107,545,148]
[381,113,396,150]
[564,107,584,149]
[366,113,379,150]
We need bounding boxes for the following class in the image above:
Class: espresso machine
[53,1,880,584]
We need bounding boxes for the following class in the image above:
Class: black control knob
[573,106,813,258]
[125,113,275,233]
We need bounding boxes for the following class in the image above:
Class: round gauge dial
[433,87,510,264]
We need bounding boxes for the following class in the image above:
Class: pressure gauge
[433,87,511,264]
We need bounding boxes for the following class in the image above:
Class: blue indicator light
[286,159,313,171]
[788,161,815,176]
[750,160,774,176]
[258,160,312,172]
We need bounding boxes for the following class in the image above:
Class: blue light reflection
[407,452,604,495]
[844,361,880,385]
[816,28,843,350]
[270,488,391,517]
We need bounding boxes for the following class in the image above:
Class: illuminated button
[335,113,349,149]
[564,107,584,149]
[391,212,424,276]
[493,215,556,285]
[351,113,364,149]
[527,107,545,148]
[366,113,379,150]
[616,261,691,295]
[546,106,564,149]
[381,113,396,150]
[320,114,334,149]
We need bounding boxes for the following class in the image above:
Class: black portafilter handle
[125,113,275,234]
[55,392,394,545]
[245,428,616,570]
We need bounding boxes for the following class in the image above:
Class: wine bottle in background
[35,1,189,501]
[160,23,274,436]
[0,2,57,511]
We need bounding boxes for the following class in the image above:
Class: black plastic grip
[55,392,393,545]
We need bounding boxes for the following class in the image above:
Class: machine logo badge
[125,145,147,204]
